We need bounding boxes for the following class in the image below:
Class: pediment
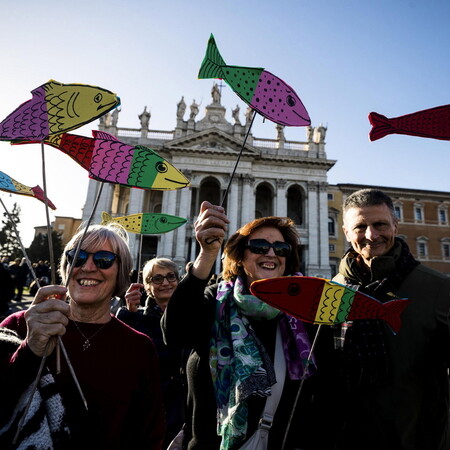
[162,128,260,156]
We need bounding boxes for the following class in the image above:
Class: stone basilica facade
[82,85,336,277]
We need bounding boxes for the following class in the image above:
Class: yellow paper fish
[101,212,187,234]
[0,80,120,141]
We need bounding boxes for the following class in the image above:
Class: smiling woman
[116,257,187,448]
[0,223,165,449]
[162,201,314,449]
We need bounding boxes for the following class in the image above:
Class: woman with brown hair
[162,201,314,449]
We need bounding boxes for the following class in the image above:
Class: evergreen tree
[0,202,22,260]
[27,230,65,280]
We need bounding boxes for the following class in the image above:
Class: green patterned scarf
[210,277,280,449]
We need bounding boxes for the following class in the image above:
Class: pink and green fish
[20,130,190,191]
[250,276,411,334]
[198,34,310,127]
[0,170,56,209]
[101,211,187,234]
[0,80,120,141]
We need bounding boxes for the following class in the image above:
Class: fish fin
[34,80,60,96]
[368,112,396,141]
[92,130,121,142]
[198,34,226,79]
[101,211,113,225]
[381,298,411,334]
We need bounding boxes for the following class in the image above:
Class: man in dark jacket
[329,188,450,449]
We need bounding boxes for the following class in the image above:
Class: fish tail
[381,298,411,334]
[198,34,226,79]
[31,186,56,210]
[101,211,113,225]
[368,112,396,141]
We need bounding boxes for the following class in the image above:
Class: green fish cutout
[101,211,187,234]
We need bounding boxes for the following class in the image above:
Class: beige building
[34,216,82,246]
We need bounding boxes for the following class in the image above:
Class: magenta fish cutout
[250,276,411,334]
[0,170,56,209]
[17,130,190,191]
[368,105,450,141]
[198,34,310,127]
[0,80,120,141]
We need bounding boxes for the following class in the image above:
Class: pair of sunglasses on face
[148,272,178,285]
[66,249,119,270]
[245,239,291,257]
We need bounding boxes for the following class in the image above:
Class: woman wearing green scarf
[162,201,314,450]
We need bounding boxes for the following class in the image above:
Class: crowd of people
[0,257,52,318]
[0,188,449,449]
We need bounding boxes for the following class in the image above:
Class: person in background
[0,262,14,319]
[117,257,187,449]
[326,188,450,449]
[1,223,164,449]
[162,201,314,449]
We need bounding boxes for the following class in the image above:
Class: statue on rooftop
[232,105,241,125]
[139,106,151,130]
[111,108,121,127]
[211,83,221,104]
[177,96,186,120]
[190,99,200,120]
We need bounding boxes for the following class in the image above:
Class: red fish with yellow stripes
[250,276,411,334]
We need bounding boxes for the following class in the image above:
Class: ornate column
[127,188,145,259]
[276,179,287,217]
[307,182,319,274]
[82,180,114,225]
[241,175,255,225]
[318,182,331,278]
[161,190,177,257]
[175,185,192,266]
[227,177,239,233]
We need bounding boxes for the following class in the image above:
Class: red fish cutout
[368,105,450,141]
[250,276,411,334]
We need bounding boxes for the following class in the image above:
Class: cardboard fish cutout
[250,276,411,334]
[20,130,190,191]
[369,105,450,141]
[0,80,120,141]
[101,211,187,234]
[0,170,56,209]
[198,34,310,127]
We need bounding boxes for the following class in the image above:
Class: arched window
[255,183,274,218]
[287,185,303,225]
[191,177,222,217]
[143,190,163,214]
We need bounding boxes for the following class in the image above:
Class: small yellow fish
[101,212,187,234]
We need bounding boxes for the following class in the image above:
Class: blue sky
[1,0,449,247]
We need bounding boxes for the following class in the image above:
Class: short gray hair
[142,257,179,284]
[344,189,395,219]
[59,223,132,298]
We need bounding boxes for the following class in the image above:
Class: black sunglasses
[66,249,119,270]
[245,239,291,257]
[148,272,178,285]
